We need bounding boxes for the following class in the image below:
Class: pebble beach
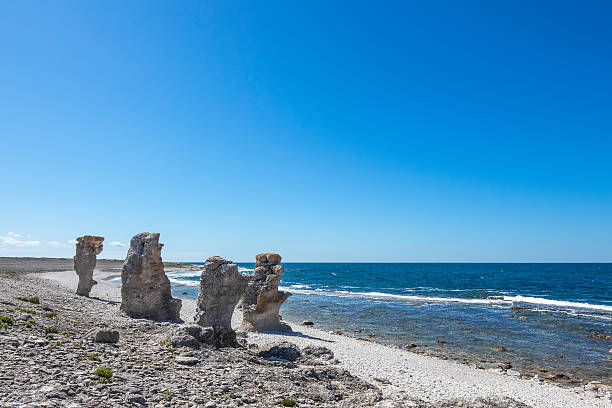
[0,258,610,407]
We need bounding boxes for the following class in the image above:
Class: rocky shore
[0,258,610,408]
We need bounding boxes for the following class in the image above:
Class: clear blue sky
[1,1,611,262]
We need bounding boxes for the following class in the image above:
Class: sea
[166,263,612,384]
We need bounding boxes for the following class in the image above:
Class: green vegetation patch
[16,307,36,314]
[17,296,40,304]
[93,366,113,383]
[44,327,59,334]
[0,315,14,325]
[22,320,34,328]
[89,353,101,362]
[44,312,58,318]
[281,398,297,407]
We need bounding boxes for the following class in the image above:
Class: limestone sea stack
[241,253,291,332]
[74,235,104,296]
[195,256,247,329]
[120,232,182,320]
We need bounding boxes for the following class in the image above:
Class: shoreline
[32,268,611,407]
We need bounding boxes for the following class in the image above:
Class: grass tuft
[44,312,58,318]
[44,327,59,334]
[0,315,14,325]
[281,398,297,407]
[89,353,101,362]
[22,320,34,328]
[17,296,40,304]
[16,307,36,314]
[93,366,113,380]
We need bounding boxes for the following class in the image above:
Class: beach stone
[94,329,119,344]
[74,235,104,296]
[120,232,182,320]
[194,256,247,329]
[258,342,301,362]
[175,356,198,365]
[302,320,314,326]
[241,253,291,332]
[171,324,239,348]
[171,331,200,349]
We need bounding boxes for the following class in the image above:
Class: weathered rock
[258,342,301,362]
[171,331,200,349]
[175,355,198,365]
[302,345,334,361]
[119,232,182,320]
[94,329,119,343]
[74,235,104,296]
[302,320,314,326]
[194,256,247,329]
[171,324,240,348]
[241,253,291,332]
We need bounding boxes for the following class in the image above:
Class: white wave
[288,284,311,289]
[238,267,253,273]
[278,286,612,313]
[168,277,200,287]
[279,287,504,305]
[503,295,612,312]
[167,270,202,278]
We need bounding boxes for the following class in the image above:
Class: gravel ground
[0,264,609,408]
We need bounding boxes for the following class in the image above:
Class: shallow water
[168,263,612,384]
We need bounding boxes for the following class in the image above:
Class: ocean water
[167,263,612,384]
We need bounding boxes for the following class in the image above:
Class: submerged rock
[74,235,104,296]
[241,253,291,332]
[119,232,182,320]
[195,256,247,329]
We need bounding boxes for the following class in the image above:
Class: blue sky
[1,1,611,262]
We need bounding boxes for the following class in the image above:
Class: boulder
[171,324,240,348]
[74,235,104,296]
[241,253,291,332]
[94,329,119,344]
[194,256,247,329]
[119,232,181,320]
[258,342,301,362]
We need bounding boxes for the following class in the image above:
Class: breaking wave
[278,286,612,314]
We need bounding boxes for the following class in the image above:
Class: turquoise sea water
[167,263,612,384]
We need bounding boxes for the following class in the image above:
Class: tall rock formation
[195,256,248,329]
[241,253,291,332]
[120,232,182,320]
[74,235,104,296]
